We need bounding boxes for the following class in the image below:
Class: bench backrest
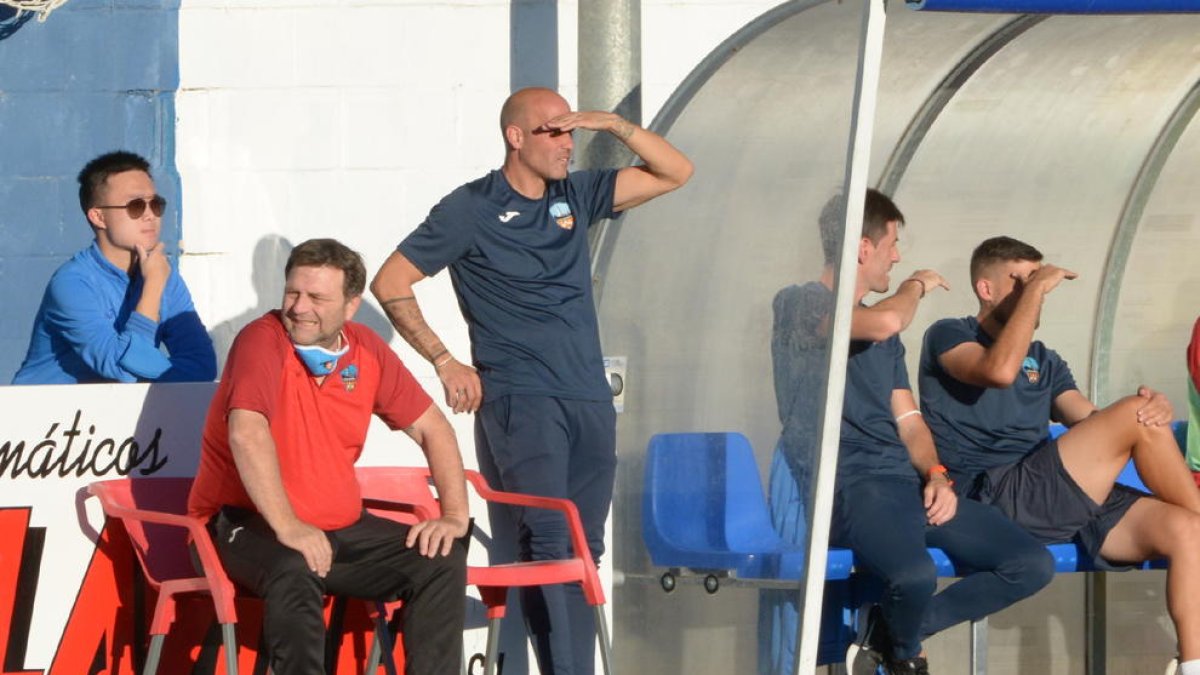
[644,432,788,562]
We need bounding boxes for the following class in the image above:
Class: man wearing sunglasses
[371,87,693,675]
[12,151,216,384]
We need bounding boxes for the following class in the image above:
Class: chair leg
[372,603,399,675]
[221,623,240,675]
[484,617,503,675]
[594,605,614,675]
[366,637,382,674]
[143,634,165,675]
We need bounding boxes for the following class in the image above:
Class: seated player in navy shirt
[919,236,1200,675]
[804,192,1052,675]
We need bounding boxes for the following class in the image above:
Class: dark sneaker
[846,604,887,675]
[885,656,930,675]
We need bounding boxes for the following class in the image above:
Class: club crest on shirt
[1022,356,1040,384]
[549,201,575,230]
[340,364,359,392]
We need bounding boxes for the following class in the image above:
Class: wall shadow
[510,0,556,92]
[208,235,396,371]
[0,7,33,41]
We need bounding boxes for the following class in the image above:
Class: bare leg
[1131,426,1200,515]
[1099,498,1200,660]
[1058,396,1200,513]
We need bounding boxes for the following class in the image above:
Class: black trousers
[210,507,467,675]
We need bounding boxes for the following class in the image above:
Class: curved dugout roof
[597,2,1200,669]
[597,0,1200,453]
[597,0,1200,647]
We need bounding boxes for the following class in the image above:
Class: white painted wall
[177,0,780,379]
[175,0,784,478]
[173,0,783,667]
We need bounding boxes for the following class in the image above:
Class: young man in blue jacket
[13,151,216,384]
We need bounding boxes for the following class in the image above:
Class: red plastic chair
[88,478,240,675]
[88,477,400,675]
[355,467,613,675]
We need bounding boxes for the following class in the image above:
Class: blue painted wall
[0,0,180,382]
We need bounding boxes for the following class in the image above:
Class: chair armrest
[86,483,238,620]
[187,522,239,621]
[88,486,211,541]
[362,496,439,521]
[465,471,580,513]
[464,471,597,567]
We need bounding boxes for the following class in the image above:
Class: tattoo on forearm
[382,299,447,362]
[380,296,416,307]
[612,118,636,141]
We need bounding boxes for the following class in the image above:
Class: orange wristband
[928,464,954,485]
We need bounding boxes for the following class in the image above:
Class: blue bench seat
[642,429,1175,667]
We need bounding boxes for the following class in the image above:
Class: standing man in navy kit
[370,87,693,674]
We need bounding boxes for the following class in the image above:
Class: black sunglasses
[95,195,167,219]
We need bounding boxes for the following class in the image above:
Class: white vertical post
[971,616,989,675]
[795,1,889,673]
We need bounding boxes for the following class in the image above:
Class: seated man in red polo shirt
[188,238,468,675]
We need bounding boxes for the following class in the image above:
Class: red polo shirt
[188,311,433,530]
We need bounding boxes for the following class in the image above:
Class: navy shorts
[969,438,1148,570]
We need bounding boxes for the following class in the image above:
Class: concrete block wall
[0,0,782,381]
[0,0,182,381]
[171,0,782,426]
[0,0,782,667]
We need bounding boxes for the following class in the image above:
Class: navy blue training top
[772,283,831,454]
[771,282,832,489]
[840,316,921,487]
[399,168,619,402]
[918,316,1078,484]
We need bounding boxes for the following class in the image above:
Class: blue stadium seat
[644,424,1190,580]
[643,431,854,581]
[641,425,1185,668]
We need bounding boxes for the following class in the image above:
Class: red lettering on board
[47,520,137,675]
[0,509,41,675]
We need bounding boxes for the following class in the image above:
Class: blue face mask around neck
[293,340,349,376]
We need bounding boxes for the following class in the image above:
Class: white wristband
[895,409,922,422]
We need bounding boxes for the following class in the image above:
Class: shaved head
[498,87,575,190]
[500,87,568,144]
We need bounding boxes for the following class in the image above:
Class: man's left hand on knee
[1135,385,1174,427]
[407,515,470,557]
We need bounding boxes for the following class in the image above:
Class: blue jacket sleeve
[42,268,171,382]
[155,273,218,382]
